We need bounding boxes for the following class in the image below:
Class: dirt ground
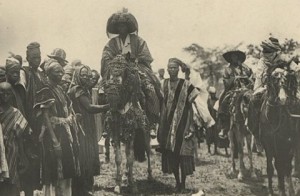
[93,141,300,196]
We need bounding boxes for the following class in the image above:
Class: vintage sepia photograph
[1,0,300,195]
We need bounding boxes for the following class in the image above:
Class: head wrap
[71,59,82,67]
[26,42,41,57]
[72,65,91,89]
[5,57,21,71]
[261,37,281,53]
[44,59,61,75]
[168,58,184,67]
[64,65,75,76]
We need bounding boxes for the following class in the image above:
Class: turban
[64,65,75,75]
[261,37,281,53]
[168,58,185,67]
[26,42,41,57]
[71,59,82,67]
[5,57,21,71]
[44,59,61,75]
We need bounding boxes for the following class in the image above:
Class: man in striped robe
[0,82,30,195]
[157,58,203,193]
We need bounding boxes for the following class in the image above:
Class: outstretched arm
[78,94,109,114]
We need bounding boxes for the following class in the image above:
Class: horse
[103,55,153,194]
[227,79,255,181]
[259,68,298,196]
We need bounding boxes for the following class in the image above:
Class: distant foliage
[183,37,300,91]
[183,43,242,88]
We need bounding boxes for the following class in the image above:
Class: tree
[183,43,242,88]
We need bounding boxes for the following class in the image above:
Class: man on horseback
[101,8,162,128]
[248,37,295,141]
[218,50,253,138]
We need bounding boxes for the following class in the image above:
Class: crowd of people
[1,7,300,196]
[0,8,213,196]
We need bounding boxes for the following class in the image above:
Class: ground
[93,141,300,196]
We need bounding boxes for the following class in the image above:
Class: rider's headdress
[223,50,246,64]
[261,37,281,53]
[106,8,138,36]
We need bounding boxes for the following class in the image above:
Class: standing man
[157,58,203,192]
[5,57,26,115]
[21,42,45,196]
[0,82,30,196]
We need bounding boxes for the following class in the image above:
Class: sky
[0,0,300,72]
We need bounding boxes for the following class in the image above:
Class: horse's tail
[134,128,146,162]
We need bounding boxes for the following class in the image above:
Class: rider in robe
[101,8,162,127]
[218,50,253,138]
[248,37,295,142]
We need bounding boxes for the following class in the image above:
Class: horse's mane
[103,55,142,111]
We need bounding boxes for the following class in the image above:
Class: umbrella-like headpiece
[106,8,139,36]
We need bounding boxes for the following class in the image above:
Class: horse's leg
[228,129,236,174]
[144,129,153,181]
[275,157,286,196]
[246,133,255,178]
[113,142,122,194]
[213,127,218,155]
[105,137,110,163]
[266,152,274,195]
[207,143,211,154]
[225,147,229,156]
[286,151,295,196]
[237,129,245,181]
[125,139,137,194]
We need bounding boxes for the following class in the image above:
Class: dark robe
[35,83,79,185]
[158,79,199,175]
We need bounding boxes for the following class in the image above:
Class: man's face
[158,69,165,77]
[167,63,179,78]
[0,84,12,104]
[80,67,92,87]
[90,71,99,88]
[48,64,64,84]
[27,52,41,69]
[6,67,20,84]
[60,80,71,92]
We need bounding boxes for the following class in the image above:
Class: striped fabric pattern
[0,107,28,184]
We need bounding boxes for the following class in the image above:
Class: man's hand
[184,132,193,140]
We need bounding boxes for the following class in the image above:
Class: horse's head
[268,68,298,105]
[103,55,128,111]
[103,55,141,112]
